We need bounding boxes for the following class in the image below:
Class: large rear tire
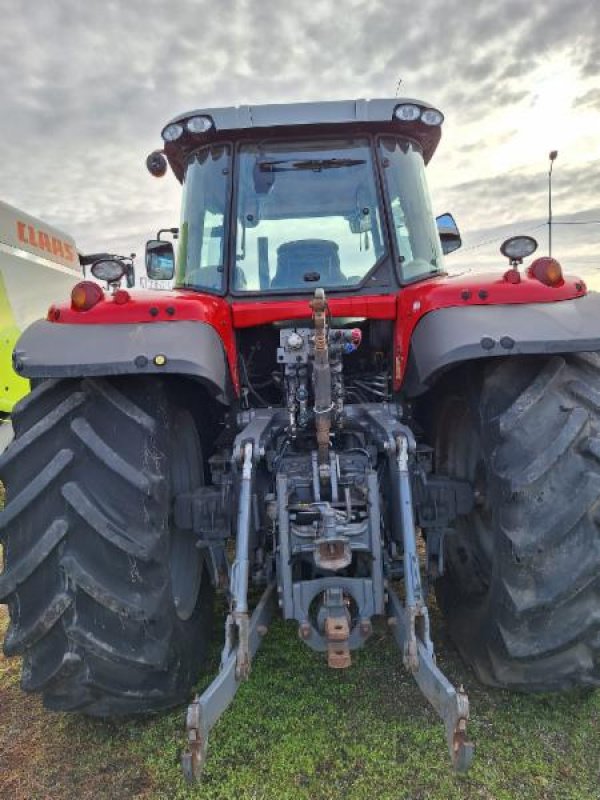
[434,354,600,690]
[0,377,214,715]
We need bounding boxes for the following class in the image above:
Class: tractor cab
[145,99,460,296]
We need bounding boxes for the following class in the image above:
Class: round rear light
[421,108,444,126]
[500,235,538,262]
[394,103,421,122]
[503,268,521,284]
[71,281,104,311]
[161,123,184,142]
[146,150,167,178]
[113,289,130,304]
[186,115,213,134]
[529,257,564,287]
[91,258,127,283]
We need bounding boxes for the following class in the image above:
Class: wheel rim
[169,410,204,621]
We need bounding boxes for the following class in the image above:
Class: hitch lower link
[387,434,474,772]
[182,442,275,782]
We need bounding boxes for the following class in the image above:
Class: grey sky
[1,0,599,283]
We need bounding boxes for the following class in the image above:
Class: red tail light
[503,268,521,284]
[529,257,563,287]
[113,289,130,305]
[71,281,104,311]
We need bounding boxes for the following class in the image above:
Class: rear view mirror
[436,212,462,255]
[145,239,175,280]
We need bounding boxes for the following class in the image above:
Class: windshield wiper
[258,158,365,173]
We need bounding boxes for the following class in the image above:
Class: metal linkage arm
[181,583,275,782]
[182,426,280,783]
[388,433,474,772]
[226,441,253,679]
[393,434,431,668]
[388,589,473,771]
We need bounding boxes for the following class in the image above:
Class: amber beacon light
[71,281,104,311]
[529,256,564,287]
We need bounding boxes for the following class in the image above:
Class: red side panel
[50,290,240,393]
[393,272,586,388]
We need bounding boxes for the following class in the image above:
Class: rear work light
[186,115,213,134]
[393,104,444,125]
[394,103,421,121]
[420,108,444,126]
[162,116,214,143]
[161,122,184,142]
[71,281,104,311]
[529,257,564,287]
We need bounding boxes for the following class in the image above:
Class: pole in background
[548,150,558,257]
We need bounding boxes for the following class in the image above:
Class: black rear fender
[403,294,600,396]
[13,320,235,404]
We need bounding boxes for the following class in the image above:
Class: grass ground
[1,599,599,800]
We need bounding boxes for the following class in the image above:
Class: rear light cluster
[71,281,104,311]
[393,104,444,126]
[69,283,131,311]
[529,257,564,287]
[162,115,214,142]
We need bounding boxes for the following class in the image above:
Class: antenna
[395,77,403,97]
[548,150,558,257]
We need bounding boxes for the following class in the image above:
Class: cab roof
[161,97,443,182]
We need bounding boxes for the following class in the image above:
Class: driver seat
[271,240,345,288]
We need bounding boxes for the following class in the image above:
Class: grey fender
[13,320,234,404]
[403,293,600,396]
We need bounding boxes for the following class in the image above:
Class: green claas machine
[0,201,136,449]
[2,99,600,779]
[0,200,83,416]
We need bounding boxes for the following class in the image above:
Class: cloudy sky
[1,0,599,285]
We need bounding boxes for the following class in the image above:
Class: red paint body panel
[52,289,230,325]
[392,271,586,387]
[230,294,397,327]
[47,267,586,395]
[50,290,240,392]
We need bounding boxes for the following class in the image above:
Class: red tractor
[2,98,600,778]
